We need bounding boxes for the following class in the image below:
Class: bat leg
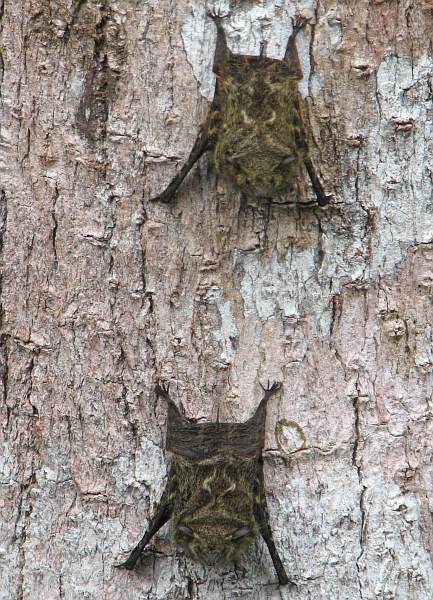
[150,131,212,203]
[304,158,331,207]
[253,463,295,587]
[283,16,310,79]
[115,468,175,570]
[207,8,232,73]
[154,380,187,420]
[259,380,281,400]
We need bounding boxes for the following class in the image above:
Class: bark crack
[0,0,4,96]
[1,334,8,423]
[51,183,59,269]
[63,0,88,43]
[15,474,36,600]
[352,390,366,600]
[25,354,38,415]
[59,573,65,599]
[118,345,139,458]
[0,189,8,428]
[75,2,124,147]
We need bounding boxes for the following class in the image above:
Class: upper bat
[149,12,330,206]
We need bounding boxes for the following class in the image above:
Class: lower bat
[116,381,292,585]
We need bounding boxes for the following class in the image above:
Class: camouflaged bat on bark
[150,13,329,206]
[116,381,291,585]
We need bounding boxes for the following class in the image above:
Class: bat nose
[204,551,221,566]
[253,183,272,199]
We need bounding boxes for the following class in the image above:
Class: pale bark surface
[0,1,432,599]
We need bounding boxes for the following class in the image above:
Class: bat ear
[177,524,194,538]
[231,527,251,541]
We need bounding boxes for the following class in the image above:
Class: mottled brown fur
[171,453,258,564]
[116,381,291,585]
[151,13,329,206]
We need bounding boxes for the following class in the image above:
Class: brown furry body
[171,453,258,564]
[150,14,329,206]
[212,56,306,198]
[116,382,291,585]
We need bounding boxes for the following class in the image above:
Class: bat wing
[162,381,281,460]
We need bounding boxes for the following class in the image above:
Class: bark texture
[1,1,432,599]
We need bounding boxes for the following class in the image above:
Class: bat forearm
[261,529,290,585]
[116,502,172,569]
[150,133,211,203]
[116,464,176,570]
[116,509,171,569]
[253,460,293,586]
[304,158,330,207]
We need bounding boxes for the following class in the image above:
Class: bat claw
[291,14,311,35]
[278,574,297,587]
[318,193,332,207]
[259,380,281,394]
[149,191,175,203]
[155,381,170,397]
[206,7,231,21]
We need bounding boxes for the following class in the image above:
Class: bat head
[171,454,258,565]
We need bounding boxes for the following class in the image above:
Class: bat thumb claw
[113,560,134,570]
[317,193,332,207]
[149,191,175,203]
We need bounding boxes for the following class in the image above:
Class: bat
[150,12,330,206]
[116,381,292,585]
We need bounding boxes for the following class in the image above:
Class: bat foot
[259,380,281,395]
[206,7,231,21]
[155,381,170,397]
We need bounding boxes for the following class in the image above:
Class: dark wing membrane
[166,410,263,459]
[115,465,177,569]
[165,382,280,460]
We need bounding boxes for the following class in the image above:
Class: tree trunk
[1,1,432,599]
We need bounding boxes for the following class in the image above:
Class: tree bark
[1,1,432,599]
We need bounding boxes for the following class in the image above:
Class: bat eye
[231,527,250,541]
[178,524,194,537]
[280,154,296,167]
